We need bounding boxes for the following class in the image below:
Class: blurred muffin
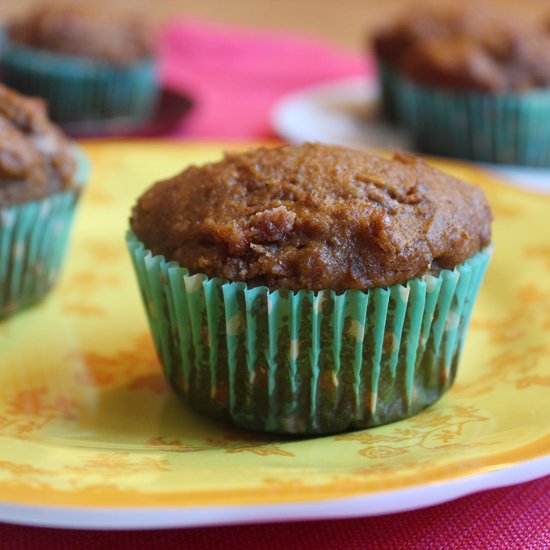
[371,6,496,120]
[373,6,550,166]
[127,143,493,434]
[1,5,158,127]
[0,83,89,317]
[397,18,550,166]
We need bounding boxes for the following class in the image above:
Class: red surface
[158,18,367,139]
[1,477,549,549]
[2,19,548,547]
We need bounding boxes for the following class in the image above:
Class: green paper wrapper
[0,31,159,126]
[376,60,399,123]
[396,75,550,167]
[127,232,492,434]
[0,148,89,318]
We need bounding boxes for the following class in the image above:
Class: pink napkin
[158,19,367,139]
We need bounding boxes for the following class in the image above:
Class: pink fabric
[158,19,367,139]
[1,477,548,548]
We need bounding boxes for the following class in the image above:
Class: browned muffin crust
[131,144,492,292]
[372,7,500,66]
[373,7,550,92]
[0,84,77,207]
[374,8,462,65]
[8,5,153,65]
[401,29,550,92]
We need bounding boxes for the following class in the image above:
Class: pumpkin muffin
[127,143,493,434]
[400,28,550,92]
[1,5,158,126]
[0,83,89,317]
[371,6,499,120]
[373,7,550,165]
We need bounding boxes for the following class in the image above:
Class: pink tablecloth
[2,18,548,547]
[158,19,366,138]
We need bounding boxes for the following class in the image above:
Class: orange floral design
[0,388,79,439]
[0,461,52,476]
[526,245,550,270]
[74,333,166,393]
[454,345,550,397]
[337,406,494,457]
[76,452,171,474]
[59,269,121,316]
[359,446,407,459]
[0,452,171,492]
[62,271,118,292]
[225,446,294,457]
[147,433,295,457]
[485,195,523,219]
[62,303,109,317]
[85,240,125,263]
[471,284,550,344]
[515,375,550,389]
[86,185,114,206]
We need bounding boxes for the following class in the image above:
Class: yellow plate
[0,141,549,529]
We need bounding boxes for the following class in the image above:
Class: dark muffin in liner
[1,5,158,127]
[371,6,486,121]
[374,6,550,165]
[127,144,492,434]
[395,25,550,166]
[0,84,89,317]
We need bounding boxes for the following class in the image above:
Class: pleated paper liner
[0,32,159,126]
[0,148,90,318]
[127,231,492,435]
[376,60,400,123]
[396,74,550,167]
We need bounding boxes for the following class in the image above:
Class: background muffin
[0,5,158,127]
[127,143,492,434]
[371,7,496,121]
[374,6,550,166]
[0,83,89,317]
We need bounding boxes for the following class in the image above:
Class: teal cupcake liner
[127,231,492,434]
[396,75,550,167]
[0,148,90,318]
[376,60,399,123]
[0,32,159,126]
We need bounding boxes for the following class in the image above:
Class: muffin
[374,7,550,166]
[371,7,493,121]
[0,5,158,127]
[127,143,492,434]
[0,83,89,317]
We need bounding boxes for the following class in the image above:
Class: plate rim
[270,75,377,146]
[0,454,547,530]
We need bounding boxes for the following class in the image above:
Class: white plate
[271,76,550,194]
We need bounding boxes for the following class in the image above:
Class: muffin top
[373,7,550,92]
[8,5,153,65]
[372,7,501,66]
[131,143,492,292]
[0,84,77,207]
[400,28,550,92]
